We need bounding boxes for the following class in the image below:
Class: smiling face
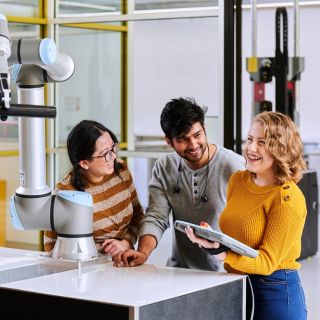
[79,131,116,183]
[244,121,276,185]
[166,122,209,170]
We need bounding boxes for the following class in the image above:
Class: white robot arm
[0,13,11,109]
[9,37,74,82]
[0,13,98,261]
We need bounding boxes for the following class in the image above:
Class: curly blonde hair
[252,111,306,184]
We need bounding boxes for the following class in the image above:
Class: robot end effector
[0,13,74,118]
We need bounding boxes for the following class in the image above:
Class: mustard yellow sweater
[220,170,307,275]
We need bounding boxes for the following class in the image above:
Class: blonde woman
[186,111,307,319]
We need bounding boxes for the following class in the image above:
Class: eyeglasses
[91,145,117,162]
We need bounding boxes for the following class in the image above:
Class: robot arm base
[51,235,98,261]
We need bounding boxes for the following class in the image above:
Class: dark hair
[160,97,207,139]
[67,120,123,191]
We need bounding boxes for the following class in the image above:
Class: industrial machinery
[0,13,98,261]
[297,170,318,259]
[246,6,304,121]
[246,2,317,259]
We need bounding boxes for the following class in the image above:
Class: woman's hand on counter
[101,238,131,257]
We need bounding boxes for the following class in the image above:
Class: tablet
[174,220,258,258]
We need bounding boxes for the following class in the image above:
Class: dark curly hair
[160,97,208,139]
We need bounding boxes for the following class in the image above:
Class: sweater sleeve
[224,201,306,275]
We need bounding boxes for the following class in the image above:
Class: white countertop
[0,247,40,271]
[0,247,246,307]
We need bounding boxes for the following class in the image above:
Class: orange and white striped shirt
[44,161,144,252]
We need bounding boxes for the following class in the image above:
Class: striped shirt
[44,161,144,252]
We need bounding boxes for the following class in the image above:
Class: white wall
[133,17,220,137]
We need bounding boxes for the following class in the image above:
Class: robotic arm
[0,13,98,261]
[9,37,74,82]
[0,13,56,119]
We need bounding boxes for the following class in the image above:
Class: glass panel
[0,0,40,18]
[133,17,220,139]
[0,155,39,250]
[57,26,121,147]
[242,0,316,4]
[56,151,70,183]
[0,23,40,143]
[7,23,40,41]
[57,0,121,16]
[135,0,217,11]
[0,122,19,146]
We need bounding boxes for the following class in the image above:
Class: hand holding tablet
[174,220,258,258]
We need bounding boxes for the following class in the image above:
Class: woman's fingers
[185,226,220,249]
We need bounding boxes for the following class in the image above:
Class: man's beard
[183,143,208,163]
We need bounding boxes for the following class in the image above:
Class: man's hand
[113,235,156,267]
[113,249,148,267]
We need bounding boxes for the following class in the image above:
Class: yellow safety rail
[0,181,6,246]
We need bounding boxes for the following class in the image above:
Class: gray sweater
[139,145,245,271]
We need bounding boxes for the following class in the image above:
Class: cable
[200,144,210,202]
[247,276,254,320]
[173,143,210,203]
[172,159,182,193]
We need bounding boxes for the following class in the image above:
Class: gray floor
[300,253,319,320]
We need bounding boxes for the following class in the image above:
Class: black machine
[246,7,304,121]
[298,170,318,259]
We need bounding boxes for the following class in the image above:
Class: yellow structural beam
[7,16,47,25]
[62,23,127,32]
[0,181,6,246]
[0,150,19,157]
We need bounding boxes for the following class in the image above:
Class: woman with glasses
[44,120,144,257]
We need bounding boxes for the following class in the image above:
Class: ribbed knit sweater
[44,161,144,252]
[221,170,307,276]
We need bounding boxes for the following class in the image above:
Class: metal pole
[251,0,257,118]
[251,0,257,57]
[294,0,301,126]
[223,0,235,150]
[235,0,242,155]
